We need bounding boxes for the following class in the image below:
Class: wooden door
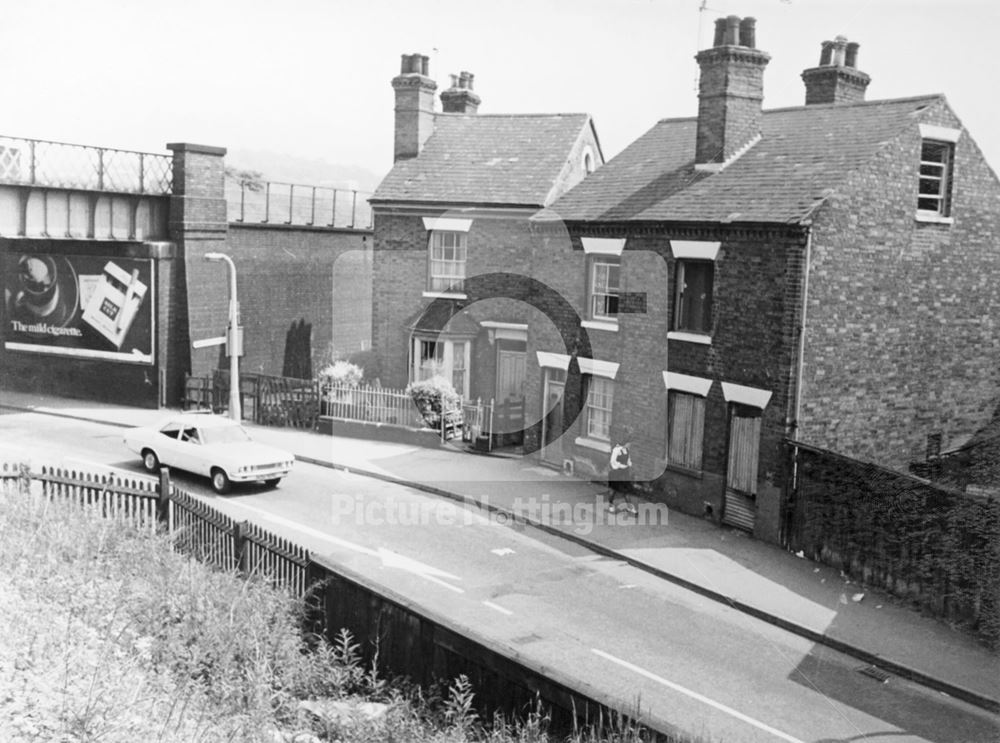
[722,406,761,532]
[541,371,566,466]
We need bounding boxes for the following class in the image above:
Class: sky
[6,0,1000,187]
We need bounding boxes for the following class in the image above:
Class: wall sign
[3,249,154,364]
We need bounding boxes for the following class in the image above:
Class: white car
[124,413,294,493]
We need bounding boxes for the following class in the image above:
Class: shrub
[405,376,461,429]
[318,360,363,389]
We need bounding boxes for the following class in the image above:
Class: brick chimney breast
[695,16,771,166]
[440,70,481,114]
[391,53,438,162]
[801,36,871,105]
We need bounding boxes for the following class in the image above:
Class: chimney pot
[833,36,848,66]
[845,41,860,68]
[819,40,834,65]
[420,55,429,76]
[802,36,870,105]
[713,18,727,47]
[726,15,741,46]
[739,17,757,48]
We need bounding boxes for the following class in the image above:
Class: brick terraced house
[531,17,1000,540]
[370,54,603,430]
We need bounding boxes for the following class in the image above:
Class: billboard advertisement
[3,250,154,364]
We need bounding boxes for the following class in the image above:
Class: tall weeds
[0,476,679,743]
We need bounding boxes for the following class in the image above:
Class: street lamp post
[204,252,241,422]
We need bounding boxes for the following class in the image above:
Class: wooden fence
[184,371,320,430]
[1,461,309,598]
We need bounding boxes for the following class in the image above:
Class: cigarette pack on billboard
[81,261,148,349]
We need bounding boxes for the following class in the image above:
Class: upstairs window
[674,260,713,334]
[918,140,954,217]
[588,256,620,321]
[428,230,467,293]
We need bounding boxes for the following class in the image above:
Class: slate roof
[372,113,593,207]
[550,95,945,225]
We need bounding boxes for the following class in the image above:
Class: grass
[0,471,680,743]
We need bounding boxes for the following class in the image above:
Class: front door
[540,369,566,466]
[496,349,526,401]
[722,405,762,532]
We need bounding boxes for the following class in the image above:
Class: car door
[155,421,184,468]
[174,424,209,475]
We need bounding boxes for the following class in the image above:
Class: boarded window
[667,391,705,470]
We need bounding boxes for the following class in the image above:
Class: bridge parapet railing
[0,135,172,195]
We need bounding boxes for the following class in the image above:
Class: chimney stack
[440,70,481,114]
[391,53,437,162]
[695,16,771,167]
[801,35,871,105]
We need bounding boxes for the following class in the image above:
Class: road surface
[0,409,995,743]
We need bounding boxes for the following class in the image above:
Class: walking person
[607,433,637,514]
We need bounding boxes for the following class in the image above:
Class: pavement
[2,389,998,715]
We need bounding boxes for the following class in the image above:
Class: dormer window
[917,124,960,222]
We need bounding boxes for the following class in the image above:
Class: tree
[225,166,265,192]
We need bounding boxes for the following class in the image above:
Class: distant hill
[226,149,383,193]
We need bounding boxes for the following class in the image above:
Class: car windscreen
[199,425,253,445]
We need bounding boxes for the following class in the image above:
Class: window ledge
[667,331,712,345]
[574,436,611,454]
[581,319,619,333]
[665,463,704,480]
[422,291,467,300]
[915,213,954,225]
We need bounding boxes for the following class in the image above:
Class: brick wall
[222,224,371,378]
[799,99,1000,470]
[371,210,540,392]
[525,226,805,537]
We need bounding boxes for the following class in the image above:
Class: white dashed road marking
[592,649,806,743]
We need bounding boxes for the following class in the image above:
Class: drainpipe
[788,228,813,497]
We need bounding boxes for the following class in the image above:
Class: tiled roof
[372,113,592,207]
[551,95,945,225]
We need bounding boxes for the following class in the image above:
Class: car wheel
[141,449,160,473]
[264,478,281,489]
[210,468,231,494]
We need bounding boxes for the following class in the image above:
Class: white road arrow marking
[491,548,516,556]
[592,649,806,743]
[221,500,464,593]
